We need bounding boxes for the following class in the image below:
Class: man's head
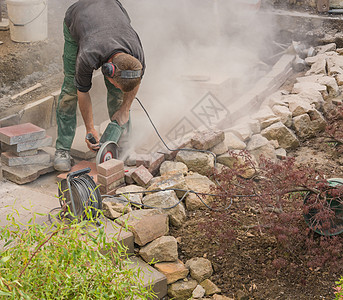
[109,53,142,92]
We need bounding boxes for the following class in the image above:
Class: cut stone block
[97,170,125,186]
[1,136,52,153]
[101,217,134,255]
[99,177,125,194]
[125,256,167,299]
[168,278,198,300]
[1,150,51,167]
[116,184,145,205]
[2,162,54,184]
[131,165,153,186]
[185,257,213,283]
[70,125,97,160]
[20,96,54,129]
[97,159,124,177]
[14,149,38,157]
[116,209,169,246]
[176,150,214,176]
[0,123,46,145]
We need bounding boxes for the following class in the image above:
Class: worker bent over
[54,0,145,172]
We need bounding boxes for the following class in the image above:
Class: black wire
[134,97,233,212]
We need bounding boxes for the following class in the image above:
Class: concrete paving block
[131,165,153,186]
[125,256,167,299]
[70,125,98,160]
[1,150,51,167]
[1,136,52,153]
[124,166,136,184]
[2,162,54,184]
[57,160,98,183]
[0,18,9,30]
[97,170,125,186]
[14,149,38,157]
[148,153,165,176]
[101,217,134,255]
[99,177,125,194]
[97,159,124,177]
[20,96,54,129]
[0,123,46,145]
[0,113,20,128]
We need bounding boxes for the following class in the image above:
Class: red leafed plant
[200,149,343,273]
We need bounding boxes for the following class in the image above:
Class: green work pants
[55,23,125,151]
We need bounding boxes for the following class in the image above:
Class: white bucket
[6,0,48,43]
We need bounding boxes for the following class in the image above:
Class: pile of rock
[0,123,53,182]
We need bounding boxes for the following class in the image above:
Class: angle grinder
[86,120,128,165]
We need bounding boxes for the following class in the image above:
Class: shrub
[0,209,155,299]
[200,150,343,273]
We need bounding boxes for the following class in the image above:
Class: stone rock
[224,132,246,150]
[252,106,277,127]
[192,285,206,299]
[247,134,277,163]
[262,90,288,107]
[147,172,187,198]
[168,279,198,300]
[336,73,343,86]
[200,279,221,296]
[261,122,299,150]
[212,295,235,300]
[305,56,327,76]
[159,161,188,176]
[191,129,225,150]
[184,173,215,210]
[316,43,336,54]
[288,100,313,117]
[226,123,252,141]
[209,141,228,155]
[176,150,214,176]
[115,209,169,246]
[296,74,339,97]
[293,114,314,139]
[142,190,186,228]
[116,184,145,205]
[217,151,257,179]
[139,235,178,263]
[275,148,287,159]
[271,105,292,127]
[102,198,132,220]
[154,260,189,284]
[282,92,323,111]
[292,82,327,97]
[308,109,327,132]
[185,257,213,283]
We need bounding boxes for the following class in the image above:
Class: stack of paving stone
[97,158,125,195]
[0,123,53,183]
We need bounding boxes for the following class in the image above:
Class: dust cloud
[119,0,277,153]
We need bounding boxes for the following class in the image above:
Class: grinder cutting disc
[96,141,119,165]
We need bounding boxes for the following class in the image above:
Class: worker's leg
[102,77,130,144]
[55,22,78,151]
[54,23,78,171]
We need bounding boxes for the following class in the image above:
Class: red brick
[148,153,165,176]
[97,159,124,176]
[131,165,153,186]
[0,123,46,145]
[136,153,151,168]
[97,170,125,186]
[99,177,125,194]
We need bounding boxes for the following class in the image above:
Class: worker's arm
[111,84,140,125]
[77,90,100,151]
